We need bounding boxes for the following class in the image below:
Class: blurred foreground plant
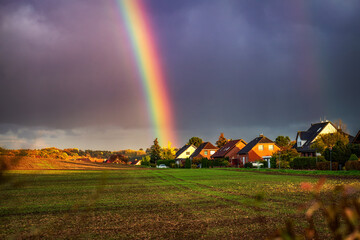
[270,178,360,240]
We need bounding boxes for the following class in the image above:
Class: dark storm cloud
[0,0,359,149]
[149,0,360,140]
[0,0,149,130]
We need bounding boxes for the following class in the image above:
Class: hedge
[316,161,339,170]
[291,157,325,169]
[345,161,360,171]
[157,159,176,167]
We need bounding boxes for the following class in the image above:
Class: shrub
[244,162,253,168]
[209,160,214,168]
[345,160,360,170]
[201,158,209,168]
[270,156,277,168]
[191,164,197,169]
[316,161,339,170]
[150,163,156,168]
[260,160,268,168]
[157,159,176,167]
[185,158,191,168]
[291,157,325,169]
[349,154,359,161]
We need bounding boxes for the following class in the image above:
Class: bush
[260,160,268,168]
[244,162,253,168]
[291,157,326,169]
[157,159,176,167]
[316,161,339,170]
[185,158,191,168]
[270,156,277,168]
[345,160,360,170]
[150,163,156,168]
[349,154,359,161]
[191,164,197,169]
[201,158,209,168]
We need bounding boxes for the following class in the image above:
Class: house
[352,130,360,144]
[190,142,218,160]
[212,139,247,167]
[175,144,197,165]
[293,120,339,157]
[131,159,141,165]
[237,135,280,167]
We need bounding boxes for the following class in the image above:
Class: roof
[353,130,360,144]
[190,142,217,159]
[212,139,247,158]
[175,144,196,158]
[238,135,274,155]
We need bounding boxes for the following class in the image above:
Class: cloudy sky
[1,0,359,150]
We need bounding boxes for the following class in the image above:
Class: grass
[1,168,360,239]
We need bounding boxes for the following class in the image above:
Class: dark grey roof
[238,136,274,155]
[175,144,195,158]
[353,130,360,144]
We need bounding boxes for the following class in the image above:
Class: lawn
[1,168,359,239]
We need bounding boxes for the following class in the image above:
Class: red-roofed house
[190,142,218,159]
[212,139,247,167]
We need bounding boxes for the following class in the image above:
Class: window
[258,145,263,151]
[204,150,208,155]
[210,150,216,155]
[268,145,273,150]
[186,152,190,155]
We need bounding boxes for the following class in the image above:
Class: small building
[175,144,197,165]
[212,139,247,167]
[293,121,339,157]
[237,135,280,167]
[190,142,218,160]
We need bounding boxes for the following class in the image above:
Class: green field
[1,168,359,239]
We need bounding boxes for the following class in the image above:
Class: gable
[314,122,337,142]
[176,145,197,159]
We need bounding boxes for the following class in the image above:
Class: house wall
[177,146,197,159]
[227,142,247,161]
[198,148,218,159]
[247,143,280,162]
[312,123,338,143]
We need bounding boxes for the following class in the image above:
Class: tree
[185,158,191,168]
[216,133,227,148]
[275,136,291,149]
[160,142,176,160]
[187,137,203,147]
[323,141,351,166]
[311,132,349,154]
[150,138,161,164]
[349,154,358,161]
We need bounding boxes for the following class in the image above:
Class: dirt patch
[0,156,146,170]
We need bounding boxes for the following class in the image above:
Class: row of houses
[175,120,360,167]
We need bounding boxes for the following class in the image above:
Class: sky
[0,0,359,150]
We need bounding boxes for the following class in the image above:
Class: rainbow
[115,0,176,147]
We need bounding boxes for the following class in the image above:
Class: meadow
[1,168,360,239]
